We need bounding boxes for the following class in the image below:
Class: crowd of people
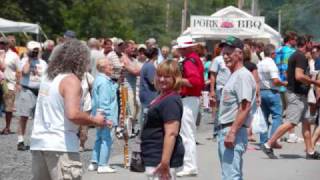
[0,30,320,180]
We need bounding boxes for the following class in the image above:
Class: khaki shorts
[15,88,37,117]
[32,151,82,180]
[3,90,15,112]
[285,91,308,125]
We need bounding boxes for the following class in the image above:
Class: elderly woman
[88,57,118,173]
[141,60,185,180]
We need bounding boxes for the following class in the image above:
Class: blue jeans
[260,90,283,144]
[218,127,248,180]
[91,127,113,166]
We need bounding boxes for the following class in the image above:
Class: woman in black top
[141,60,184,180]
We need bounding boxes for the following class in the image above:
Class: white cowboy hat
[173,35,197,49]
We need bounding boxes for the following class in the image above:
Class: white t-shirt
[90,49,105,78]
[4,49,20,91]
[209,55,231,90]
[218,67,256,127]
[82,72,94,112]
[19,57,48,89]
[257,57,280,90]
[30,74,80,152]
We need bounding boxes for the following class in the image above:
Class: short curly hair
[46,39,90,80]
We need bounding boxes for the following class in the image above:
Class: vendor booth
[183,6,282,47]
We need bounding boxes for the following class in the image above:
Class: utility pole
[251,0,259,16]
[165,0,170,33]
[278,9,282,34]
[237,0,244,9]
[181,0,188,33]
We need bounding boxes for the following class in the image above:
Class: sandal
[0,128,11,135]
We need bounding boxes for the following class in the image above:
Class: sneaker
[261,144,278,159]
[97,166,116,173]
[176,170,198,177]
[306,151,320,160]
[87,163,98,171]
[79,146,85,152]
[286,134,298,143]
[17,142,29,151]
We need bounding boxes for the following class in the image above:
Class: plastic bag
[307,85,316,104]
[252,107,268,134]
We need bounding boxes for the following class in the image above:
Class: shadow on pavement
[279,154,304,159]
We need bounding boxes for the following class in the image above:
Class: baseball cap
[27,41,41,51]
[221,36,244,50]
[64,30,76,39]
[137,44,147,50]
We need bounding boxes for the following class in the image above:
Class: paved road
[0,111,319,180]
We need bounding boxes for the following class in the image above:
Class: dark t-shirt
[139,61,158,106]
[141,93,184,167]
[244,61,257,72]
[287,50,309,95]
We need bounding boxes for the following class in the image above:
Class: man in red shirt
[174,36,204,177]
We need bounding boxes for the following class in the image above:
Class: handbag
[252,107,268,134]
[129,151,145,172]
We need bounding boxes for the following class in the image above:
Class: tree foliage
[0,0,319,45]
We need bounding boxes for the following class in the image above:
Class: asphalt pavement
[0,111,319,180]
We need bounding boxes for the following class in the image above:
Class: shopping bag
[252,107,268,134]
[307,85,316,104]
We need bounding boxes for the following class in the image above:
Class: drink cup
[201,91,209,109]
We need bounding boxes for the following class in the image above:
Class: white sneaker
[287,134,298,143]
[87,163,98,171]
[97,166,116,173]
[176,169,198,177]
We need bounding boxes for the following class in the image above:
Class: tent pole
[0,32,6,38]
[40,27,48,40]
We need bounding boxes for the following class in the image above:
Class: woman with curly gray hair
[30,39,106,180]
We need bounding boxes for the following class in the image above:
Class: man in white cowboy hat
[174,35,204,177]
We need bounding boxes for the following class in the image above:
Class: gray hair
[43,40,55,49]
[87,38,100,49]
[46,39,90,80]
[264,44,275,57]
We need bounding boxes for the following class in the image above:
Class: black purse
[130,151,145,172]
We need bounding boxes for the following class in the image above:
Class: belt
[216,122,247,131]
[260,89,279,93]
[21,85,39,96]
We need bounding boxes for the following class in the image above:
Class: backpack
[178,58,197,75]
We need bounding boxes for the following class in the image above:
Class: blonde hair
[155,60,182,92]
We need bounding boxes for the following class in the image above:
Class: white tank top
[30,74,79,152]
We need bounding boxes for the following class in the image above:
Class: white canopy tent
[0,18,48,40]
[0,18,40,34]
[183,6,282,47]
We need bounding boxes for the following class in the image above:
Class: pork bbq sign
[190,15,265,35]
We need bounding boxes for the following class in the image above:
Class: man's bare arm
[60,75,104,126]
